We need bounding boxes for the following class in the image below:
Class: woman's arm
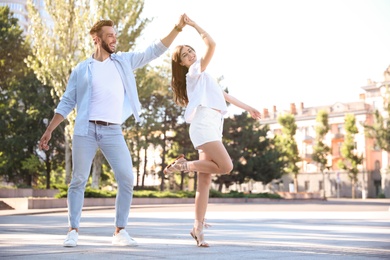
[223,91,261,120]
[184,15,216,72]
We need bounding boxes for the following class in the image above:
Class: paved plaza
[0,199,389,259]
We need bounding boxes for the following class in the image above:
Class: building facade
[212,67,390,199]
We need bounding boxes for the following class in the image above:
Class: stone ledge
[277,192,324,200]
[0,189,59,198]
[1,197,275,210]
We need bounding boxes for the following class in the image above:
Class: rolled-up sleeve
[55,69,78,118]
[124,40,168,70]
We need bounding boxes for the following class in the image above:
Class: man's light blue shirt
[55,40,168,136]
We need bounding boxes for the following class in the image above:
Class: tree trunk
[135,139,141,187]
[294,174,298,193]
[160,130,167,191]
[322,170,326,199]
[159,172,165,191]
[142,144,148,187]
[193,172,198,191]
[380,151,389,195]
[218,182,223,192]
[45,150,52,189]
[65,133,72,184]
[351,178,356,199]
[91,150,103,189]
[180,171,185,190]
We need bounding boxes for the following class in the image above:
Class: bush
[55,187,117,198]
[210,190,282,199]
[133,186,159,191]
[55,187,282,199]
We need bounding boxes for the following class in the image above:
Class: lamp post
[362,155,367,199]
[336,172,340,198]
[322,168,327,200]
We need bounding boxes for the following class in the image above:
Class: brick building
[215,67,390,199]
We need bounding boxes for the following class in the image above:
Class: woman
[165,14,261,247]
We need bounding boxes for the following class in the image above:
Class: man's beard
[101,39,115,54]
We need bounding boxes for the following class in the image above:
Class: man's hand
[176,13,186,30]
[39,131,52,151]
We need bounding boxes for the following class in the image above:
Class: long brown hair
[171,45,194,107]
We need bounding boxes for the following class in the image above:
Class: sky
[137,0,390,116]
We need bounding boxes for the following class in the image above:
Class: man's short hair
[90,20,114,37]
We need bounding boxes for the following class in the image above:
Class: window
[319,180,323,190]
[374,141,381,151]
[304,181,310,192]
[337,124,343,133]
[375,160,381,171]
[337,142,342,156]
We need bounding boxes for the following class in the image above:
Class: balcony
[303,153,312,162]
[332,133,344,140]
[302,135,314,143]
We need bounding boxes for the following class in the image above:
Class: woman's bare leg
[195,151,212,221]
[192,150,212,247]
[190,141,232,247]
[187,141,233,174]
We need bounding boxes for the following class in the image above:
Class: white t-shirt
[89,58,124,124]
[184,59,228,123]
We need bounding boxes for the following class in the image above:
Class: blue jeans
[67,122,134,228]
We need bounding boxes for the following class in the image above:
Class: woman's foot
[164,154,188,174]
[190,220,210,247]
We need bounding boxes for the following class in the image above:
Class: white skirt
[189,106,224,149]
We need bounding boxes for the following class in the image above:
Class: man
[38,16,186,247]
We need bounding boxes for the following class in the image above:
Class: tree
[154,93,186,191]
[0,6,26,90]
[26,0,150,185]
[0,6,64,187]
[276,114,301,192]
[364,84,390,196]
[121,55,187,191]
[219,113,285,192]
[244,124,286,186]
[312,110,331,199]
[338,113,363,199]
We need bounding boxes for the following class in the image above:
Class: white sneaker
[112,229,138,246]
[63,230,78,247]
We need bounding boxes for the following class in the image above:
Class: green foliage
[96,0,150,52]
[276,114,301,175]
[127,62,187,191]
[0,6,26,89]
[21,155,42,172]
[377,193,385,198]
[1,3,288,192]
[216,113,285,191]
[0,6,64,187]
[55,187,282,199]
[133,190,194,198]
[312,110,331,172]
[26,0,149,186]
[338,114,363,176]
[212,190,281,199]
[275,113,301,191]
[364,85,390,152]
[338,114,363,198]
[133,185,159,191]
[55,186,117,198]
[84,188,117,198]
